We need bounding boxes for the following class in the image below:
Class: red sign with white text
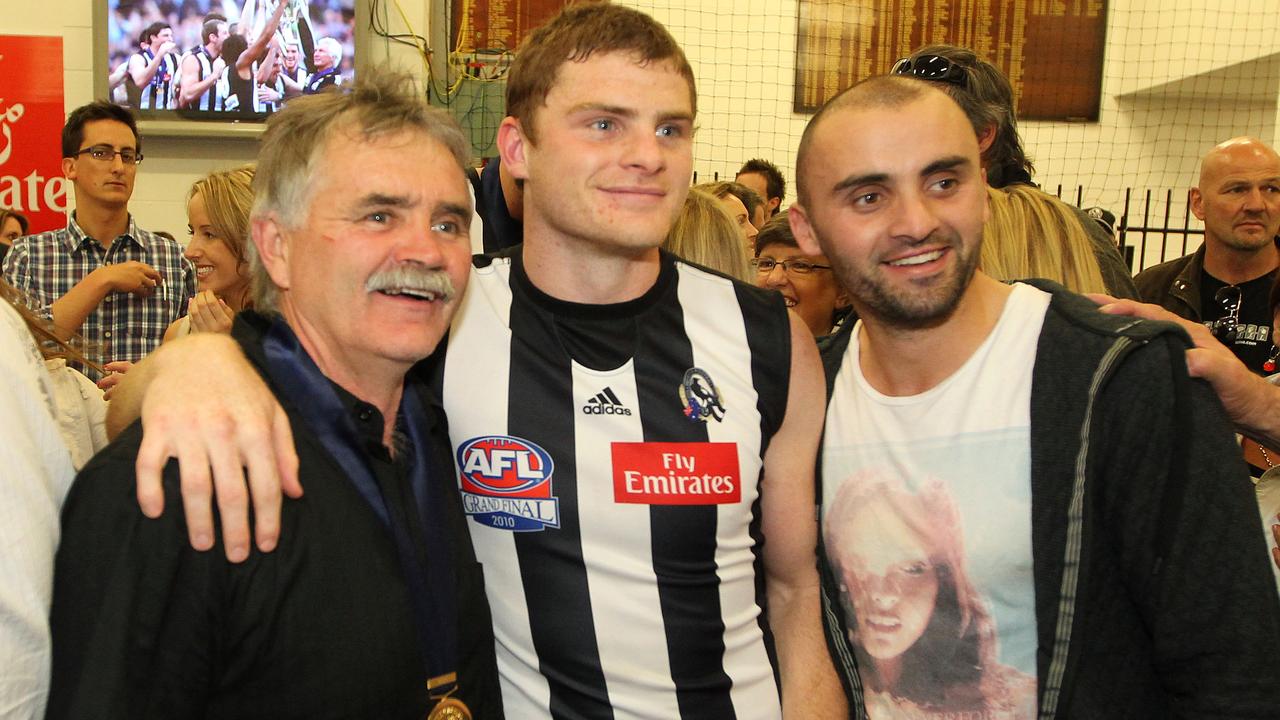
[612,442,741,505]
[0,36,67,234]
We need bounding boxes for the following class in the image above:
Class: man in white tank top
[791,76,1280,718]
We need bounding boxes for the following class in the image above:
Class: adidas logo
[583,387,633,416]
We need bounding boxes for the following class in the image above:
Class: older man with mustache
[45,70,501,719]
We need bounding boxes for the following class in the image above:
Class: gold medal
[427,696,471,720]
[427,672,471,720]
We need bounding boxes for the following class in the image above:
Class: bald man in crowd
[1135,137,1280,374]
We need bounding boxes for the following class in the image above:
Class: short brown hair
[753,213,798,256]
[505,1,696,144]
[0,207,29,236]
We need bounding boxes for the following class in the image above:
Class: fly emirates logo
[611,442,741,505]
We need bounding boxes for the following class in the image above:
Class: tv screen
[104,0,356,123]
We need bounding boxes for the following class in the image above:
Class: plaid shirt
[1,214,195,378]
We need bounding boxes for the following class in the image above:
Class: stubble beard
[829,229,981,331]
[1219,226,1278,254]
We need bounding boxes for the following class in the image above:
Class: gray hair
[317,36,343,67]
[247,68,473,313]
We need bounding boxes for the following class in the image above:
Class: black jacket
[1132,244,1207,321]
[818,280,1280,718]
[47,312,503,719]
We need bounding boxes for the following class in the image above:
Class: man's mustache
[365,264,456,301]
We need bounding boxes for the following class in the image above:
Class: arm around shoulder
[107,330,301,564]
[1097,335,1280,716]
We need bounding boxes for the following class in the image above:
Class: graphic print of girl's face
[835,497,940,662]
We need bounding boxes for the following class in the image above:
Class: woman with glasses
[752,214,850,338]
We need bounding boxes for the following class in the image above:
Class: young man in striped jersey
[435,4,842,716]
[125,22,178,110]
[790,74,1280,718]
[176,18,230,111]
[109,4,846,718]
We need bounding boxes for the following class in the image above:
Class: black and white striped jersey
[131,50,177,110]
[180,47,225,111]
[441,250,793,719]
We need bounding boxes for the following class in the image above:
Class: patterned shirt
[1,215,195,378]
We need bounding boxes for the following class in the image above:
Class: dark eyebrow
[921,155,971,177]
[830,156,973,196]
[832,172,889,195]
[437,202,471,219]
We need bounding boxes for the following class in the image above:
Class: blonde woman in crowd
[164,165,255,341]
[664,186,754,282]
[982,185,1109,295]
[97,166,256,399]
[694,180,761,251]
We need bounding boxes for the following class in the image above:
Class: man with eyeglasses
[891,46,1140,301]
[1134,137,1280,375]
[1,101,195,379]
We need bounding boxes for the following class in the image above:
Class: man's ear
[1189,187,1206,221]
[789,203,823,257]
[977,124,997,156]
[251,216,292,292]
[768,196,781,215]
[62,156,77,181]
[496,116,531,182]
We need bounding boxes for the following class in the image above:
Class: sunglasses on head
[890,55,969,88]
[1211,285,1242,343]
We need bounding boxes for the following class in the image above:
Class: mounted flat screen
[97,0,359,137]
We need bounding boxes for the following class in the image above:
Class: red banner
[0,35,67,234]
[612,442,741,506]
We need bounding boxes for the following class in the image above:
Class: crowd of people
[107,0,352,115]
[3,1,1280,718]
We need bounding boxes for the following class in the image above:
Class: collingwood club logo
[679,367,725,423]
[583,386,632,416]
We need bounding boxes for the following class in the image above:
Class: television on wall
[95,0,363,138]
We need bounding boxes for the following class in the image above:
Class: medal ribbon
[261,318,461,705]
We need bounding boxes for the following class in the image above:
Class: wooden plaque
[794,0,1107,120]
[452,0,569,53]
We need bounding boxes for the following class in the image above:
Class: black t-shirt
[1200,269,1276,374]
